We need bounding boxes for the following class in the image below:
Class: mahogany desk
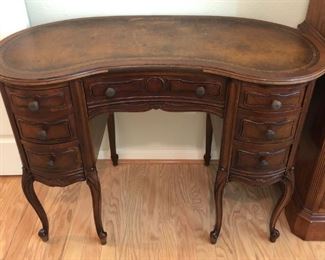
[0,16,324,245]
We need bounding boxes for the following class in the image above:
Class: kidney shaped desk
[0,16,324,245]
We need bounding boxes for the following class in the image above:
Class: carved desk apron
[0,16,324,245]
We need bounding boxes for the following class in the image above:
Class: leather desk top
[0,16,324,86]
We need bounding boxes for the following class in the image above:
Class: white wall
[25,0,309,28]
[0,1,310,174]
[0,0,30,175]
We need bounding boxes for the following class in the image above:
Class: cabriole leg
[21,168,49,242]
[269,167,295,242]
[86,169,107,245]
[210,167,228,244]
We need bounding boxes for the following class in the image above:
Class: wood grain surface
[1,160,324,260]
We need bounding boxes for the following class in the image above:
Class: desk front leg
[70,80,107,244]
[21,168,49,242]
[209,80,241,244]
[86,168,107,245]
[269,167,294,242]
[210,167,227,244]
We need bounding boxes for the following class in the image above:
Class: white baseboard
[0,137,219,175]
[0,138,219,175]
[0,136,21,175]
[98,148,219,160]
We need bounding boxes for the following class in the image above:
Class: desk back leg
[108,112,212,167]
[107,113,118,166]
[204,113,213,166]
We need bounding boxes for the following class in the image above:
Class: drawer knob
[105,87,116,98]
[47,159,55,168]
[196,86,206,97]
[271,100,282,110]
[265,129,276,140]
[259,158,269,168]
[37,130,48,140]
[28,101,39,112]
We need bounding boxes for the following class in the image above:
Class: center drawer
[83,72,226,105]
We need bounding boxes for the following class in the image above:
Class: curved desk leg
[86,170,107,245]
[21,168,49,242]
[107,113,118,166]
[269,167,295,242]
[210,167,227,244]
[204,113,213,166]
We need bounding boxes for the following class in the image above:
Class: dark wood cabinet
[286,75,325,240]
[284,0,325,241]
[0,16,324,245]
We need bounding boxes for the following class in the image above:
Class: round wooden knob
[37,130,48,140]
[28,101,39,112]
[259,158,269,168]
[271,100,282,110]
[196,86,206,97]
[265,129,276,140]
[105,87,116,98]
[47,159,55,168]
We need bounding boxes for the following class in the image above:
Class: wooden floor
[0,160,324,260]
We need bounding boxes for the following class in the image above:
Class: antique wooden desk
[0,16,324,245]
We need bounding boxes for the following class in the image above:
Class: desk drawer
[167,77,225,102]
[83,72,226,105]
[239,83,306,112]
[23,141,83,173]
[231,143,290,173]
[6,85,72,119]
[16,115,76,144]
[235,111,299,144]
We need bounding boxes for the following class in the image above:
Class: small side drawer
[16,115,76,144]
[6,85,72,118]
[231,143,290,173]
[239,83,306,112]
[235,111,299,144]
[23,141,83,173]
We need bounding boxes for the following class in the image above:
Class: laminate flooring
[0,160,324,260]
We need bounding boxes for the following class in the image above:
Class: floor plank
[0,160,324,260]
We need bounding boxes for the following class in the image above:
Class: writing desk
[0,16,324,245]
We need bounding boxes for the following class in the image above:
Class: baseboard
[0,142,219,175]
[98,148,219,160]
[99,158,219,165]
[0,136,21,175]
